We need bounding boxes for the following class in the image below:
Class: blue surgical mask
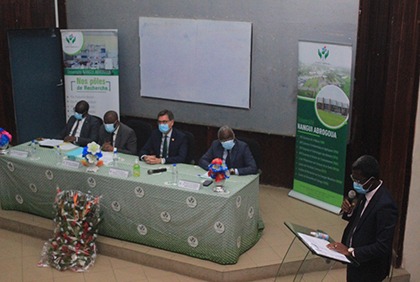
[221,139,235,150]
[159,124,170,133]
[74,112,83,120]
[353,182,367,194]
[104,123,115,133]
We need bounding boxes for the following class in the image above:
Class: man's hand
[64,136,76,143]
[341,199,355,214]
[144,155,162,165]
[327,242,351,256]
[101,142,114,152]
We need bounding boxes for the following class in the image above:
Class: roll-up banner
[290,41,353,214]
[60,30,119,120]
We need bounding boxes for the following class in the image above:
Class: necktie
[162,135,168,158]
[71,120,80,136]
[346,195,366,246]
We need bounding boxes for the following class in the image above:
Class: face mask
[353,182,367,194]
[104,123,115,133]
[159,124,170,133]
[221,139,235,150]
[353,176,373,194]
[74,112,83,120]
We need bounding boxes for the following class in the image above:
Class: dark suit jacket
[98,122,137,155]
[198,139,258,175]
[139,128,188,164]
[57,114,100,147]
[341,185,398,282]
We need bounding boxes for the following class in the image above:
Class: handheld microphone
[339,190,357,215]
[147,168,167,175]
[348,190,357,205]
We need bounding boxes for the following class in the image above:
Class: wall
[65,0,359,136]
[404,84,420,280]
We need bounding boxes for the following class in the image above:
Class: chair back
[125,119,153,153]
[237,136,262,172]
[182,130,196,165]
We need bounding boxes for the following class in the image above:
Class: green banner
[291,42,353,213]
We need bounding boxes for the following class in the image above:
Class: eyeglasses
[350,174,369,184]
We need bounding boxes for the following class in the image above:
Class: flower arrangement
[0,128,12,147]
[38,189,101,272]
[207,158,230,183]
[81,142,103,167]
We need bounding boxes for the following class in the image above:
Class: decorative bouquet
[81,142,103,167]
[38,189,101,272]
[0,127,12,147]
[207,158,230,183]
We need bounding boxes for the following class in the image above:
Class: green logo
[65,34,77,44]
[318,46,329,60]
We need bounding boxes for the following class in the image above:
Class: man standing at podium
[327,155,398,282]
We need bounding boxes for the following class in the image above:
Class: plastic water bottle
[133,157,141,177]
[310,231,329,241]
[29,140,37,157]
[112,148,118,167]
[171,163,178,186]
[55,145,62,165]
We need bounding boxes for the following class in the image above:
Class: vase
[213,179,227,193]
[86,160,99,172]
[0,142,9,155]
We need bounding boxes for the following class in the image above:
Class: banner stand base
[288,190,341,214]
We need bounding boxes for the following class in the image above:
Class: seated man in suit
[199,125,258,175]
[139,109,188,164]
[98,111,137,155]
[56,100,100,147]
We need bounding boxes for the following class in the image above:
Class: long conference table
[0,143,264,264]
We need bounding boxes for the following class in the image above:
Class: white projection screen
[139,17,252,109]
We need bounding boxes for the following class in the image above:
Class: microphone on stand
[147,168,167,175]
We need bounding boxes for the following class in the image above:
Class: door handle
[56,79,63,87]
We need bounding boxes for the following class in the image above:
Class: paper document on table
[297,232,351,263]
[59,142,79,151]
[38,139,64,148]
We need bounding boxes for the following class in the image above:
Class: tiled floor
[0,185,350,282]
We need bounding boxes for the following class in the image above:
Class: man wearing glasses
[56,100,100,147]
[139,109,188,165]
[327,155,398,282]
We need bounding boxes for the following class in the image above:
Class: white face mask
[104,123,115,133]
[221,139,235,150]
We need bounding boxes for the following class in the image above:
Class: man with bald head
[98,110,137,155]
[57,100,100,147]
[199,125,257,175]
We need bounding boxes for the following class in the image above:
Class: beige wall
[404,81,420,280]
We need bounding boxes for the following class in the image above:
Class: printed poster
[290,41,353,213]
[61,30,119,120]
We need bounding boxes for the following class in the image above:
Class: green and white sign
[61,30,120,120]
[290,41,353,213]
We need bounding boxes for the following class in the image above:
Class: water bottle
[132,157,141,177]
[171,163,178,186]
[310,231,329,241]
[29,140,37,157]
[55,145,62,165]
[112,148,118,167]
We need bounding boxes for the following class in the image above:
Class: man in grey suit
[199,125,257,175]
[98,111,137,155]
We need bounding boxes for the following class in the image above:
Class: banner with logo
[61,30,119,120]
[290,41,353,213]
